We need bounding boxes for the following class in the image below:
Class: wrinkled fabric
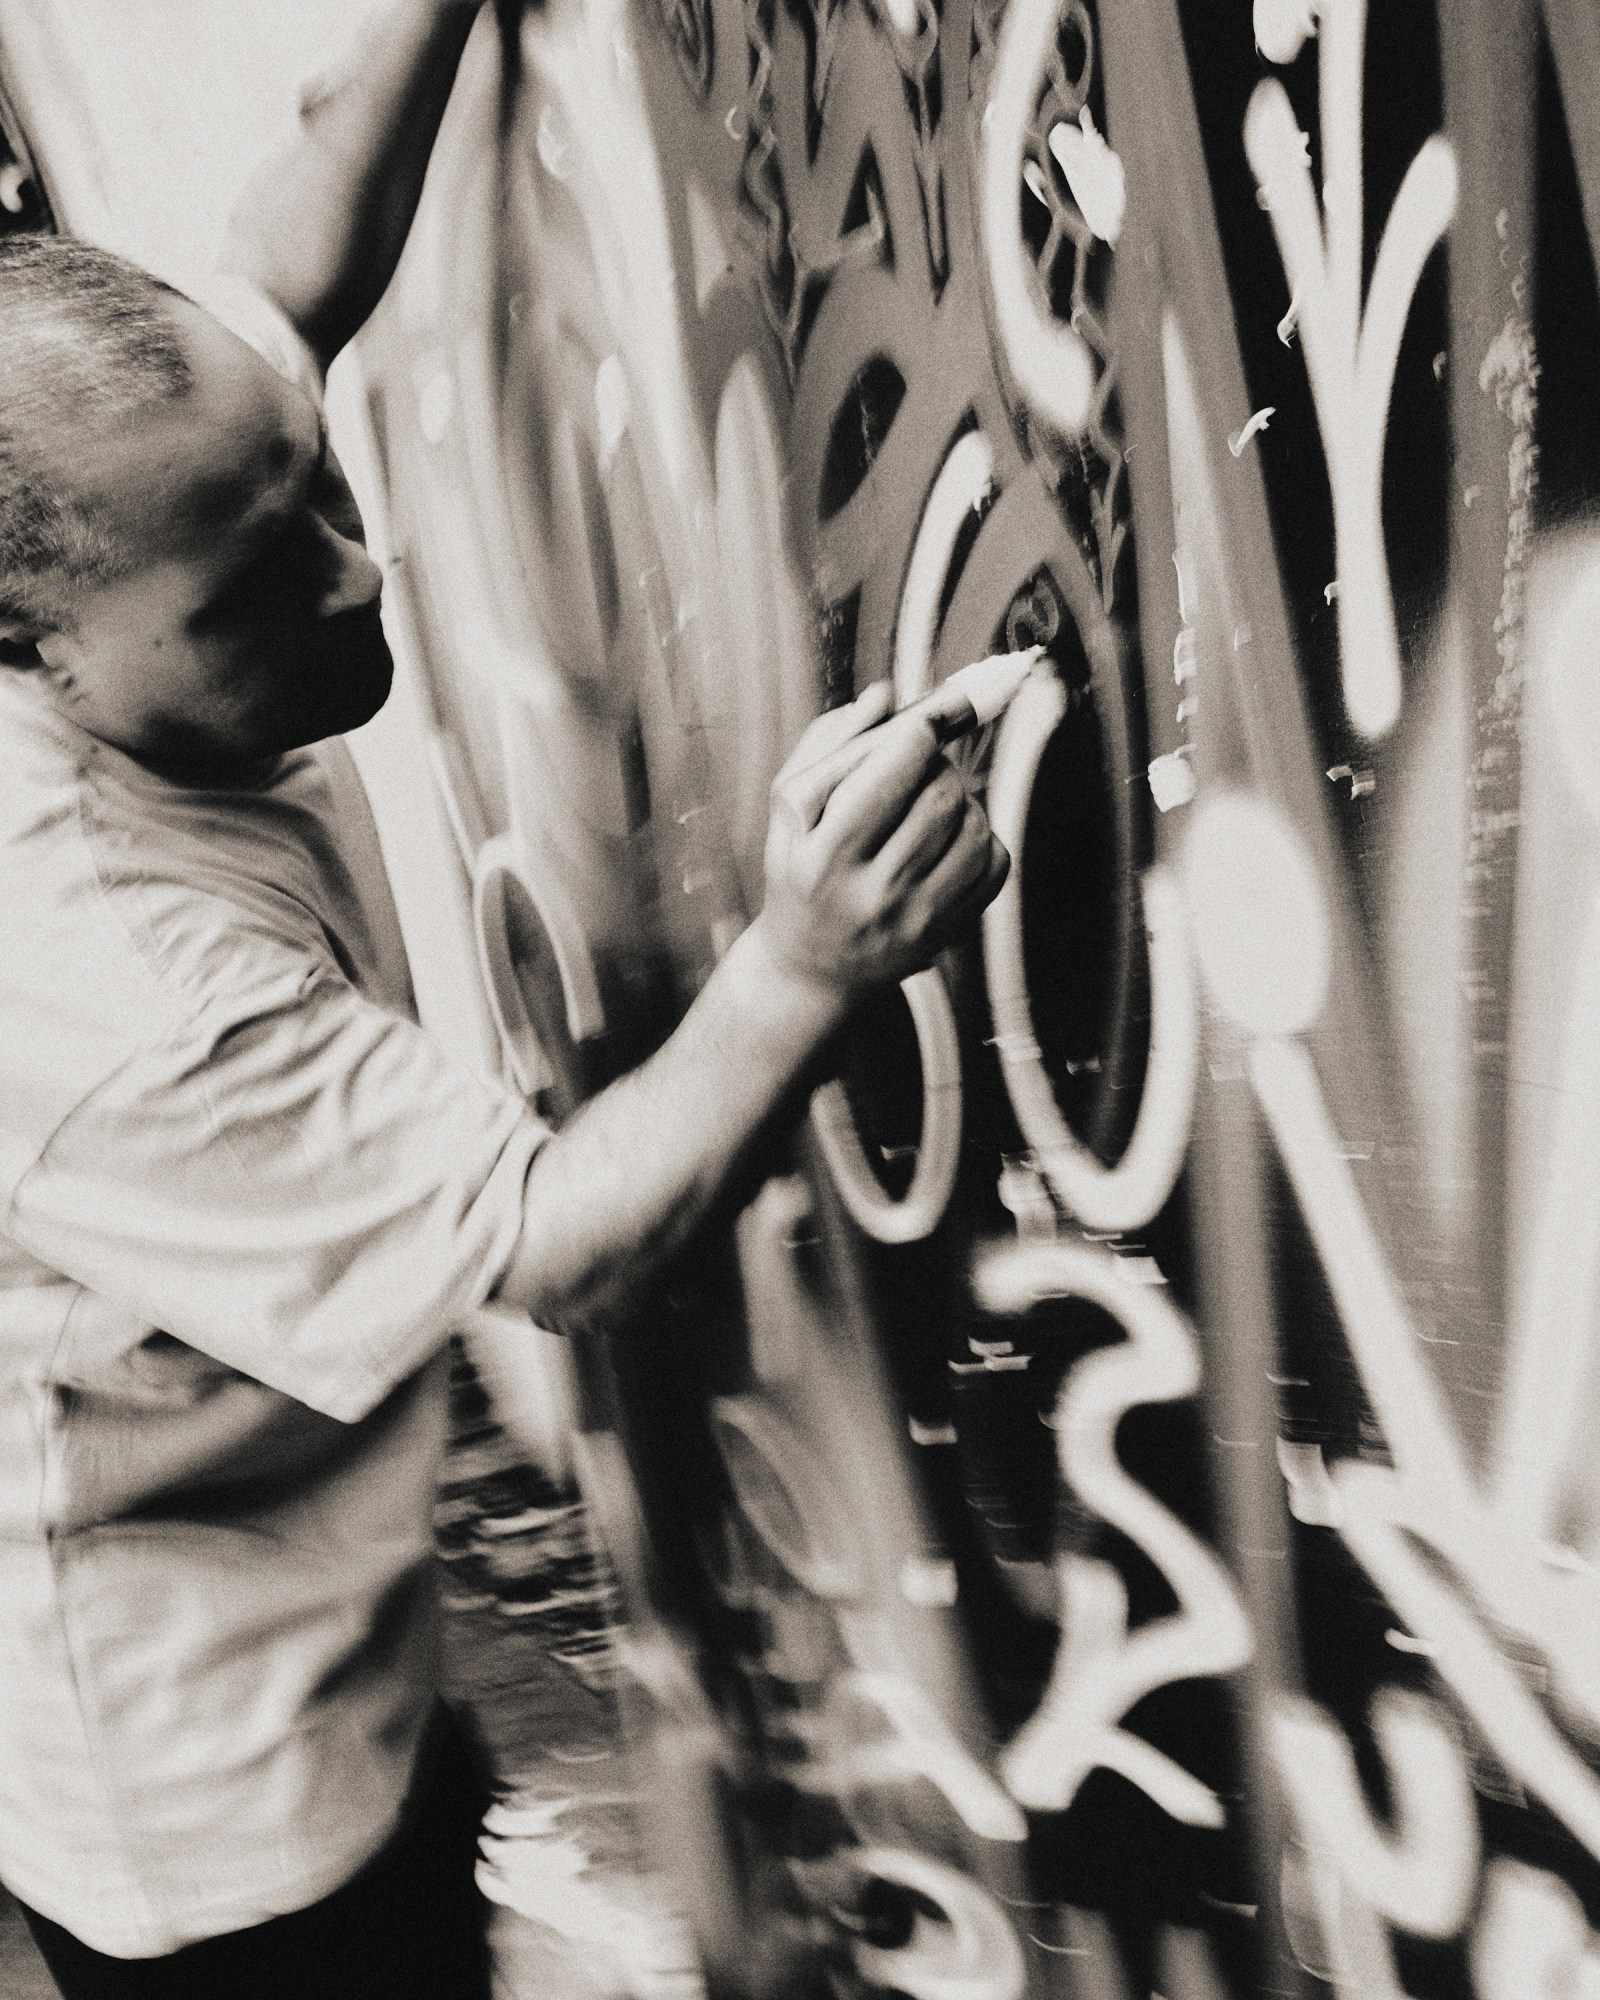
[0,282,545,1956]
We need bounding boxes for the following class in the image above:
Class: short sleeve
[187,272,326,407]
[5,960,549,1423]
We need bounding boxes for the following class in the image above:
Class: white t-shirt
[0,281,547,1956]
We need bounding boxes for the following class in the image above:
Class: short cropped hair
[0,234,192,623]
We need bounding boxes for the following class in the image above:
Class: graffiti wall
[358,0,1600,1992]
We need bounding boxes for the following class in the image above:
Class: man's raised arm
[217,0,488,369]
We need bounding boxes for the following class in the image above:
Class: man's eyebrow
[195,406,327,589]
[257,405,325,518]
[210,404,324,524]
[281,403,327,497]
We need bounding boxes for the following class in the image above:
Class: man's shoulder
[79,742,362,1016]
[0,676,157,954]
[0,682,337,1049]
[0,686,189,1189]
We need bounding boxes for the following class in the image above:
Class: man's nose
[311,517,384,620]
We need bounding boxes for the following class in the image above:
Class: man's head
[0,235,392,780]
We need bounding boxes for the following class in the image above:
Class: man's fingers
[971,829,1012,911]
[869,760,969,889]
[810,709,945,855]
[902,804,1009,946]
[920,835,1009,950]
[774,681,893,790]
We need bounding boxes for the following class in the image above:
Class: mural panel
[359,0,1600,1992]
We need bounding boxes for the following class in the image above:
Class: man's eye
[200,524,313,627]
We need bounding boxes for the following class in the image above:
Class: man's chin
[329,647,395,737]
[299,623,396,743]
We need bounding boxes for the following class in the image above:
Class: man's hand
[494,685,1011,1335]
[755,682,1011,999]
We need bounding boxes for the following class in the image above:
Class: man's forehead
[64,299,316,549]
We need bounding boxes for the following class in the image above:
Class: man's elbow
[493,1170,706,1341]
[492,1252,628,1344]
[214,202,367,372]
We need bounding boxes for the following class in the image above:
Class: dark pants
[16,1708,494,2000]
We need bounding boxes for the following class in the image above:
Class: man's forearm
[492,686,1010,1337]
[493,918,848,1336]
[218,0,484,366]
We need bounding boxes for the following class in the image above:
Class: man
[0,2,1007,1994]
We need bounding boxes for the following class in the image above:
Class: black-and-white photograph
[0,1,1593,1994]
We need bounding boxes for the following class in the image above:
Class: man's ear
[0,614,46,670]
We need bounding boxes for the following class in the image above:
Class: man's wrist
[726,915,854,1053]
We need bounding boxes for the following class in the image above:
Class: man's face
[27,297,393,779]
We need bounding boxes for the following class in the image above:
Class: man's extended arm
[217,0,487,368]
[493,687,1008,1335]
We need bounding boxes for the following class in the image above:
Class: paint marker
[790,646,1045,825]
